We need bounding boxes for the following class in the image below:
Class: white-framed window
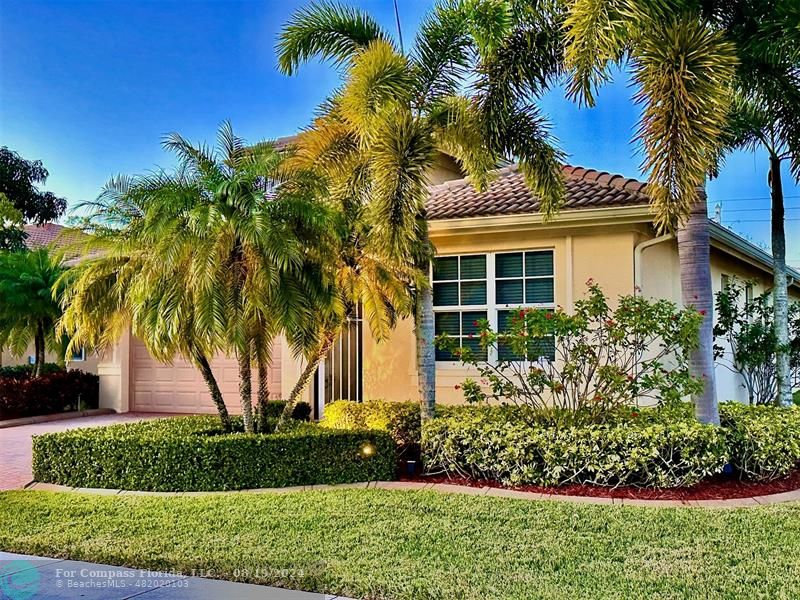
[432,254,488,361]
[432,250,556,363]
[70,347,86,362]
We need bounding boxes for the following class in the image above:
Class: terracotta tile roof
[23,223,84,249]
[426,164,650,220]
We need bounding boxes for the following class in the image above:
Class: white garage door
[130,337,282,414]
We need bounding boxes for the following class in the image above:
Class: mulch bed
[398,468,800,500]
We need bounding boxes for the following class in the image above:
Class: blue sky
[2,0,798,264]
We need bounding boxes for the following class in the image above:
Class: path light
[360,442,376,458]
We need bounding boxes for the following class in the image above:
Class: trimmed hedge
[321,400,421,455]
[423,407,727,488]
[0,369,99,421]
[32,416,395,491]
[721,403,800,481]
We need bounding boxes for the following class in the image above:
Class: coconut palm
[277,0,565,418]
[563,0,743,424]
[0,247,67,376]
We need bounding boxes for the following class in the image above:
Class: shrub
[32,416,395,491]
[423,406,728,488]
[714,281,800,405]
[436,283,703,425]
[321,400,422,455]
[0,369,98,421]
[720,402,800,481]
[0,363,63,380]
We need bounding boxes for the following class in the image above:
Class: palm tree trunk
[677,189,719,425]
[770,155,792,406]
[278,329,337,427]
[256,350,271,432]
[237,344,255,433]
[34,321,45,377]
[416,282,436,420]
[194,352,231,432]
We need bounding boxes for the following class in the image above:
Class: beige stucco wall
[360,223,640,404]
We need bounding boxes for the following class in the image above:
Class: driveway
[0,413,167,491]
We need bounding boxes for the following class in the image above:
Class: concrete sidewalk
[0,552,349,599]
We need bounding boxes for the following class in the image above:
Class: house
[0,223,99,373]
[90,163,800,416]
[5,167,797,415]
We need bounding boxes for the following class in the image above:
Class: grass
[2,490,800,599]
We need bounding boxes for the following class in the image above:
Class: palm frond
[563,0,628,106]
[631,14,737,231]
[276,1,390,75]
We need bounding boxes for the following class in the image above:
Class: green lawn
[2,490,800,599]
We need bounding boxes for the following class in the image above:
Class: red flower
[454,384,461,390]
[545,313,553,320]
[699,309,707,316]
[631,411,640,418]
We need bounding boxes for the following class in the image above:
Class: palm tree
[63,124,336,433]
[277,170,422,425]
[710,0,800,406]
[60,179,235,430]
[277,0,565,419]
[0,248,66,376]
[563,0,741,424]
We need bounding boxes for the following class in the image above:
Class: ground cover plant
[2,489,800,599]
[32,412,393,491]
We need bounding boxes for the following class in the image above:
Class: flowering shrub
[422,406,727,488]
[436,282,703,425]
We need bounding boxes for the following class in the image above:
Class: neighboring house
[0,223,99,373]
[92,163,800,416]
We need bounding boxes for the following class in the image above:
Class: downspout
[634,234,674,296]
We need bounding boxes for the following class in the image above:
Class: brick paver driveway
[0,413,167,490]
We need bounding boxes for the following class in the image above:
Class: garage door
[130,337,282,414]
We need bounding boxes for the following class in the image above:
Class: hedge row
[0,369,99,421]
[423,403,800,487]
[32,416,395,491]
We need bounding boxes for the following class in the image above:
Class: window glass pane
[434,312,460,336]
[496,253,523,278]
[459,255,486,279]
[460,281,486,305]
[433,282,459,306]
[496,280,523,304]
[435,346,457,361]
[529,336,556,361]
[498,341,523,362]
[461,337,488,361]
[526,278,554,304]
[525,251,554,277]
[433,256,458,281]
[461,311,486,335]
[497,309,517,332]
